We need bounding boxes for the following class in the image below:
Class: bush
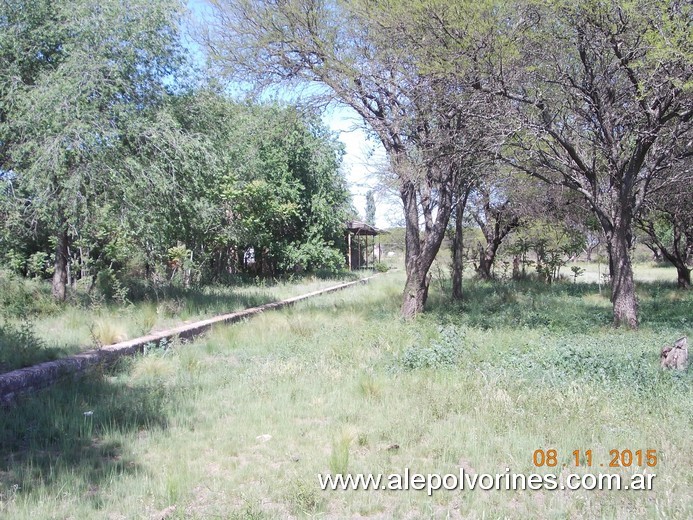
[26,252,51,279]
[0,321,55,372]
[373,261,389,273]
[282,239,346,274]
[0,269,58,317]
[95,268,130,304]
[400,326,466,370]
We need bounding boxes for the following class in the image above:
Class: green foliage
[26,252,51,279]
[400,326,466,370]
[281,238,346,273]
[373,261,389,273]
[95,269,130,305]
[365,189,376,226]
[1,21,351,292]
[570,265,585,282]
[0,321,54,372]
[505,216,587,282]
[220,106,350,274]
[0,0,190,299]
[0,270,58,317]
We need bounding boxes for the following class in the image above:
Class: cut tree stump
[660,337,688,370]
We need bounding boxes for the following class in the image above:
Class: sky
[320,106,400,228]
[185,0,400,229]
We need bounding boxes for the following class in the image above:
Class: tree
[467,174,521,281]
[1,0,187,300]
[475,0,692,327]
[207,0,495,317]
[450,184,471,299]
[221,105,350,274]
[390,0,692,326]
[126,87,352,279]
[365,190,376,227]
[637,167,692,288]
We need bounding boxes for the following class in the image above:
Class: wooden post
[347,232,352,270]
[365,234,369,269]
[358,234,361,269]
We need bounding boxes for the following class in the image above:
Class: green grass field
[0,270,363,373]
[1,267,691,519]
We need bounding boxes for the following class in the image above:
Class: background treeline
[0,0,351,301]
[204,0,692,327]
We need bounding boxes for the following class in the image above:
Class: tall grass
[0,269,364,373]
[0,270,690,518]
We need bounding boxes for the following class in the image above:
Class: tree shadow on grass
[417,280,692,399]
[425,280,611,332]
[636,282,692,329]
[0,364,171,506]
[425,279,692,332]
[100,271,364,322]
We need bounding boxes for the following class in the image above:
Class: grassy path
[0,272,369,373]
[0,274,379,404]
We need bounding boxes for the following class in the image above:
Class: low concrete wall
[1,274,378,406]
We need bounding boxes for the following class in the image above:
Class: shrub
[0,269,58,317]
[400,326,466,370]
[95,268,130,304]
[373,261,389,272]
[26,252,51,279]
[0,321,53,372]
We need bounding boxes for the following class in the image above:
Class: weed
[156,298,186,318]
[357,373,382,400]
[142,337,173,356]
[0,321,56,372]
[228,500,268,520]
[329,432,352,475]
[357,432,369,447]
[89,320,127,347]
[137,304,158,334]
[400,325,466,370]
[287,481,322,515]
[95,268,130,305]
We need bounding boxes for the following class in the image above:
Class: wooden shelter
[346,220,382,270]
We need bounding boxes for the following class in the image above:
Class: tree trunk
[472,201,518,281]
[401,263,432,318]
[512,255,521,280]
[476,237,501,281]
[659,250,691,290]
[661,245,689,290]
[451,190,469,300]
[660,249,692,289]
[52,227,69,301]
[400,181,425,317]
[676,266,691,289]
[399,178,452,318]
[451,224,464,299]
[637,218,690,290]
[476,244,495,280]
[607,221,638,328]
